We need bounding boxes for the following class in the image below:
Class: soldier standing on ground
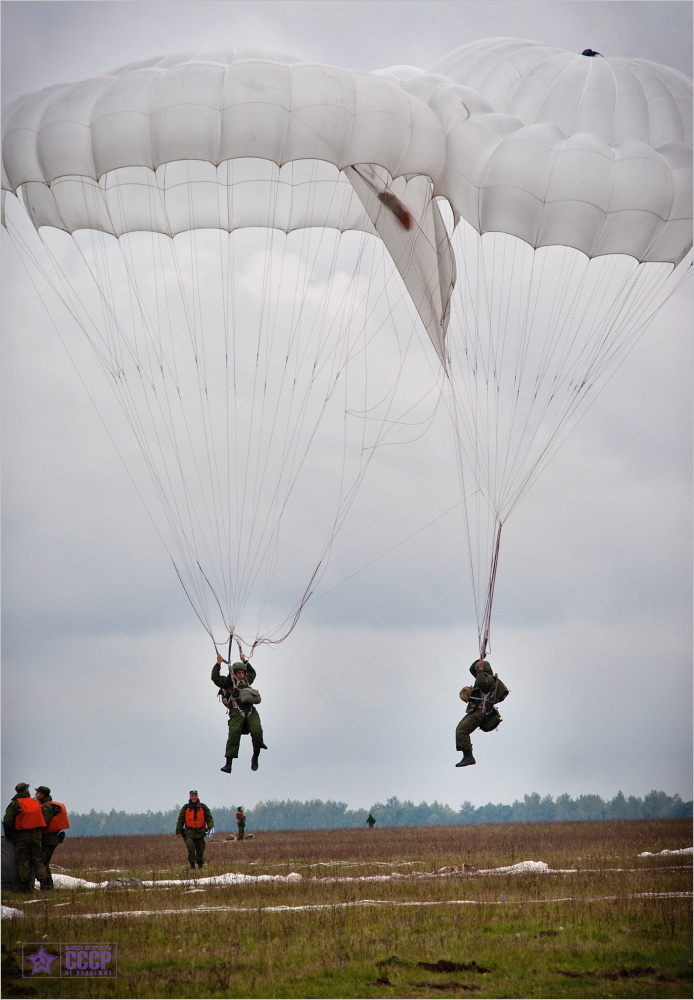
[2,782,50,892]
[236,806,246,840]
[35,786,69,889]
[176,790,214,869]
[366,814,376,829]
[212,652,267,773]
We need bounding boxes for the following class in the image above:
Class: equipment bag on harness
[470,673,510,731]
[219,682,261,711]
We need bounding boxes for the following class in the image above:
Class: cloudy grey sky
[2,1,692,818]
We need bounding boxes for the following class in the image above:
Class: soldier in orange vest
[35,786,69,890]
[175,790,214,869]
[2,782,50,892]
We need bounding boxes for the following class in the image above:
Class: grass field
[2,818,691,999]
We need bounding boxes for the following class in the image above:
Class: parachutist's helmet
[232,661,247,674]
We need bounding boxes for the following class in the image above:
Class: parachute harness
[469,675,505,716]
[215,635,251,716]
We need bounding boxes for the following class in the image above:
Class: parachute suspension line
[479,520,502,661]
[443,220,690,650]
[305,496,469,609]
[2,207,220,631]
[47,180,224,638]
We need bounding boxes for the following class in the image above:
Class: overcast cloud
[1,1,692,817]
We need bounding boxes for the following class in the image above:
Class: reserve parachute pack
[219,681,261,711]
[473,671,510,733]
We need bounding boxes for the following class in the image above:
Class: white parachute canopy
[382,39,693,654]
[2,50,456,648]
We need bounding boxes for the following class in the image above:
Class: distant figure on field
[2,782,50,892]
[35,786,69,890]
[456,659,509,768]
[236,806,246,840]
[176,790,214,869]
[366,814,376,829]
[212,652,267,773]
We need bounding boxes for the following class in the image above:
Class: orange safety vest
[14,797,47,831]
[45,802,70,833]
[184,805,206,830]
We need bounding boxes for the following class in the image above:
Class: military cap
[15,782,29,792]
[35,785,51,796]
[189,789,198,796]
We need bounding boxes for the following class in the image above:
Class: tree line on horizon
[62,790,691,837]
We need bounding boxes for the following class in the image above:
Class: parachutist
[455,659,509,767]
[212,653,267,774]
[581,48,602,57]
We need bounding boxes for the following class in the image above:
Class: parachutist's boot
[220,757,233,773]
[251,751,259,771]
[18,880,33,894]
[190,861,196,869]
[39,879,54,891]
[455,749,476,767]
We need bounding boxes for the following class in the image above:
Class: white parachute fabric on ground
[379,39,693,652]
[2,51,455,646]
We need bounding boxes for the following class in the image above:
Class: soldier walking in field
[2,782,50,892]
[176,790,214,869]
[35,786,69,889]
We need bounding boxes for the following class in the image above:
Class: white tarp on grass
[638,847,693,857]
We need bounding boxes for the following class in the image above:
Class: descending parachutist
[455,658,510,768]
[211,651,267,774]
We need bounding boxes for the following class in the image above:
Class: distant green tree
[63,790,693,836]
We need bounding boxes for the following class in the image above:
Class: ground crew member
[366,814,376,828]
[455,659,496,767]
[212,652,267,773]
[236,806,246,840]
[35,786,69,889]
[176,790,214,869]
[2,782,50,892]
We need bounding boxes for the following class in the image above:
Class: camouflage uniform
[36,787,65,889]
[2,785,49,891]
[236,808,246,840]
[455,660,496,754]
[211,661,267,761]
[176,797,214,868]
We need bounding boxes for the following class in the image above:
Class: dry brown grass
[3,818,691,999]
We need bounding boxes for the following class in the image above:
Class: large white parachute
[380,38,692,653]
[2,51,456,648]
[3,40,691,655]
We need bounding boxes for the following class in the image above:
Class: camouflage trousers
[14,830,48,886]
[183,833,206,865]
[42,842,59,886]
[237,824,245,841]
[455,707,487,753]
[225,708,267,759]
